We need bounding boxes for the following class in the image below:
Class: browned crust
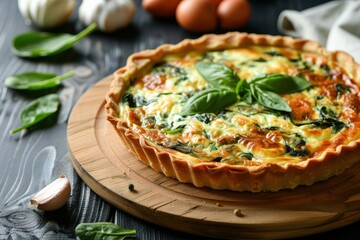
[105,32,360,192]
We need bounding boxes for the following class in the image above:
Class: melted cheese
[119,46,360,166]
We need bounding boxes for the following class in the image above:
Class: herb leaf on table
[11,23,97,57]
[11,93,61,134]
[4,71,74,90]
[75,222,137,240]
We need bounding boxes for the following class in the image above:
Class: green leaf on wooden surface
[11,23,97,57]
[11,93,60,134]
[75,222,136,240]
[4,71,74,90]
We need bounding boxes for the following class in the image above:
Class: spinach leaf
[75,222,136,240]
[122,93,137,108]
[195,62,240,90]
[335,83,350,96]
[166,128,184,135]
[212,156,222,162]
[194,113,214,124]
[250,85,292,112]
[179,89,237,116]
[169,142,194,154]
[286,146,310,157]
[4,71,74,90]
[240,152,253,160]
[166,124,186,135]
[290,106,345,132]
[264,51,283,57]
[11,93,60,134]
[283,133,306,148]
[251,73,312,94]
[135,96,157,106]
[12,23,97,57]
[319,106,345,133]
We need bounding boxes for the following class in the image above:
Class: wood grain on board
[67,76,360,240]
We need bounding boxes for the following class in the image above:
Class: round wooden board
[67,76,360,240]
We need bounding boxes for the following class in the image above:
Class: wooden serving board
[67,76,360,240]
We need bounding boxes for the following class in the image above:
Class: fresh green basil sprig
[237,73,312,112]
[180,61,312,115]
[75,222,136,240]
[11,23,97,57]
[4,71,74,90]
[11,93,60,134]
[179,62,239,115]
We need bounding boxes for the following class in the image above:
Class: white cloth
[277,0,360,63]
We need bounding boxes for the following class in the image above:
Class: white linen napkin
[277,0,360,63]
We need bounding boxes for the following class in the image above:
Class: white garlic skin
[30,174,71,211]
[79,0,136,32]
[18,0,75,28]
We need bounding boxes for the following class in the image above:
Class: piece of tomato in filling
[284,94,315,121]
[136,74,167,90]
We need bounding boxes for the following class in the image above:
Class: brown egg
[176,0,218,33]
[142,0,182,18]
[212,0,223,8]
[217,0,251,30]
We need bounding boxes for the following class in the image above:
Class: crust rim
[105,32,360,192]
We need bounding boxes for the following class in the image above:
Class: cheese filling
[119,46,360,166]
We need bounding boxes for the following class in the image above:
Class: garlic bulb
[79,0,136,32]
[18,0,75,28]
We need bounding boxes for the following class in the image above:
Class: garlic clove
[102,0,136,32]
[18,0,32,25]
[18,0,75,28]
[40,0,75,28]
[79,0,136,33]
[30,174,71,211]
[78,0,103,28]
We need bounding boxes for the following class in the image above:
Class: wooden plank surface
[2,0,360,239]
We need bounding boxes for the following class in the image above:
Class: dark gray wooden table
[1,0,359,239]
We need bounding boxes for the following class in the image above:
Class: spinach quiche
[105,32,360,192]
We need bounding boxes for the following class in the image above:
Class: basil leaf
[195,62,240,90]
[236,80,252,104]
[252,73,312,94]
[179,89,237,116]
[250,85,291,112]
[4,71,74,90]
[11,93,60,134]
[11,23,97,57]
[75,222,136,240]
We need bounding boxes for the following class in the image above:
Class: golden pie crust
[105,32,360,192]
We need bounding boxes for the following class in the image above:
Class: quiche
[105,32,360,192]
